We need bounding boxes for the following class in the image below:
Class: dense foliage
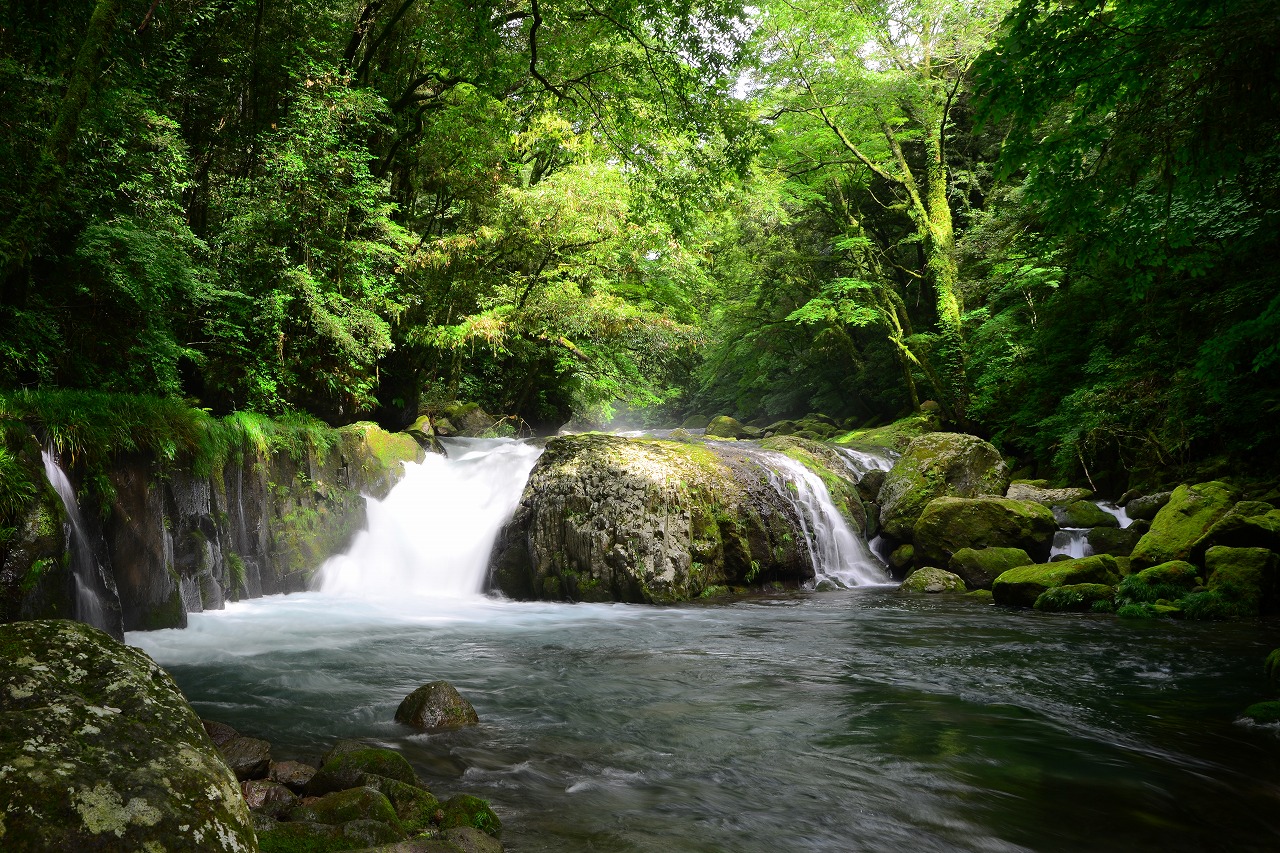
[1,0,1276,486]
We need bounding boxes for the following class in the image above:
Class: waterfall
[751,449,889,588]
[1049,529,1091,560]
[833,445,896,479]
[317,438,543,601]
[40,450,122,637]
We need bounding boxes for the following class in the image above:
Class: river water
[127,440,1280,852]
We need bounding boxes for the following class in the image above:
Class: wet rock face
[488,434,815,603]
[396,681,480,731]
[878,433,1011,541]
[0,619,256,852]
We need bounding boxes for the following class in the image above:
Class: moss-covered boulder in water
[1033,583,1115,612]
[1181,546,1280,619]
[947,547,1034,590]
[878,433,1010,540]
[307,746,421,796]
[992,555,1122,608]
[439,794,501,838]
[1115,561,1201,607]
[395,681,479,731]
[1052,500,1119,529]
[899,567,967,594]
[1241,702,1280,725]
[705,415,759,440]
[488,434,815,602]
[912,497,1057,569]
[1124,491,1173,521]
[1130,481,1239,570]
[288,785,402,828]
[0,619,256,851]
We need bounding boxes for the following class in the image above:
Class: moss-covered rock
[488,434,814,602]
[1267,648,1280,693]
[1052,500,1119,529]
[1241,701,1280,725]
[878,433,1010,540]
[1130,481,1239,570]
[991,555,1122,607]
[1181,546,1280,619]
[0,620,256,851]
[834,413,937,451]
[1188,507,1280,564]
[705,415,761,440]
[1033,583,1115,612]
[308,747,421,796]
[1115,561,1201,607]
[438,794,501,838]
[1086,526,1144,557]
[912,497,1057,569]
[947,547,1034,590]
[1124,491,1173,521]
[288,786,402,828]
[1005,483,1092,506]
[899,567,967,594]
[394,681,479,731]
[444,825,505,853]
[889,543,914,572]
[680,414,712,430]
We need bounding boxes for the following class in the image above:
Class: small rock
[396,681,480,730]
[899,567,967,594]
[220,735,272,780]
[308,747,421,796]
[1124,491,1173,520]
[203,719,239,746]
[439,794,502,838]
[241,779,298,816]
[289,786,401,826]
[270,758,317,792]
[445,825,505,853]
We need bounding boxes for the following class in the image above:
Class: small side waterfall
[752,450,889,588]
[317,439,543,601]
[1050,529,1091,560]
[40,450,123,638]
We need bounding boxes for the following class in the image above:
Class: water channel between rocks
[128,439,1280,853]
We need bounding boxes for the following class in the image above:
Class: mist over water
[128,439,1280,852]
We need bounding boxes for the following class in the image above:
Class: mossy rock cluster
[234,728,504,853]
[991,555,1123,608]
[0,620,256,852]
[912,496,1057,570]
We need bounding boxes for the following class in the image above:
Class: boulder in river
[1124,491,1173,521]
[1087,526,1144,558]
[439,793,502,838]
[912,496,1057,569]
[0,619,255,851]
[395,681,480,731]
[1052,500,1119,529]
[947,547,1034,590]
[308,745,423,795]
[705,415,761,440]
[1033,583,1115,613]
[991,555,1122,607]
[1130,482,1239,570]
[1188,505,1280,564]
[1183,546,1280,619]
[878,433,1010,540]
[1115,560,1201,607]
[899,567,966,594]
[488,434,819,602]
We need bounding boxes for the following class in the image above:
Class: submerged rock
[395,681,480,731]
[1130,482,1239,570]
[899,567,967,594]
[0,619,255,851]
[991,555,1122,608]
[488,434,818,602]
[912,496,1057,569]
[878,433,1010,540]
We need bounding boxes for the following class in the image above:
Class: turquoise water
[132,589,1280,852]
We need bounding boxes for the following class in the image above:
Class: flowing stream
[127,440,1280,852]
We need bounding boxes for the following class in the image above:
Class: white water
[1050,528,1092,560]
[316,438,543,602]
[752,449,889,588]
[834,445,896,479]
[1097,501,1133,528]
[40,449,116,635]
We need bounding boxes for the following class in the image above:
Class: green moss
[1266,648,1280,692]
[1033,583,1114,612]
[834,413,935,450]
[19,557,56,593]
[438,794,500,838]
[225,552,247,593]
[699,584,731,598]
[1242,701,1280,725]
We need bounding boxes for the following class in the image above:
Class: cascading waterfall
[1049,499,1135,559]
[750,449,889,588]
[40,449,121,636]
[317,438,543,600]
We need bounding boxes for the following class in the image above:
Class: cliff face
[0,423,423,636]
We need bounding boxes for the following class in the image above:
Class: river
[128,439,1280,852]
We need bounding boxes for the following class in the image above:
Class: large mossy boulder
[1087,526,1144,558]
[1115,560,1202,607]
[899,567,966,594]
[878,433,1010,540]
[947,547,1034,590]
[307,746,421,796]
[1183,546,1280,619]
[1006,483,1092,507]
[992,555,1122,607]
[488,434,816,602]
[0,620,256,851]
[912,497,1057,570]
[1130,481,1239,570]
[1188,505,1280,564]
[705,415,761,440]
